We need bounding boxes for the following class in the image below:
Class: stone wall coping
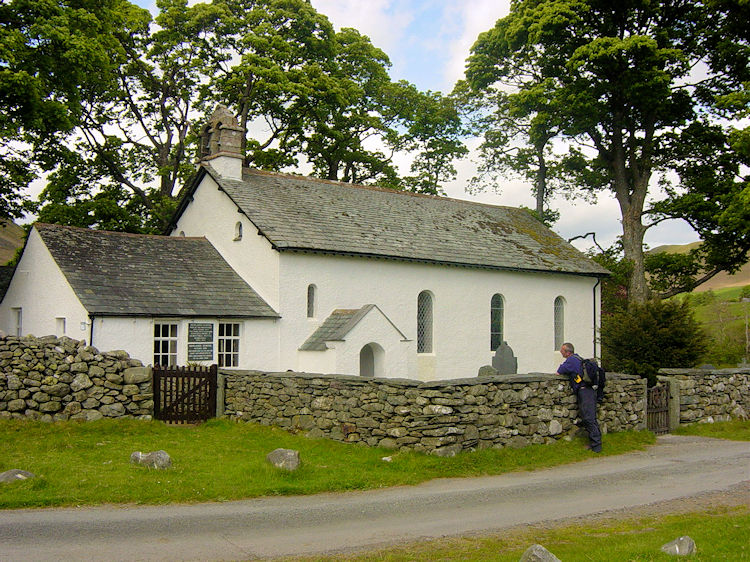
[221,370,642,387]
[659,368,750,376]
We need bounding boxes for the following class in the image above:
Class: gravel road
[0,434,748,561]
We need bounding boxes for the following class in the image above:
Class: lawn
[288,505,750,561]
[0,417,655,509]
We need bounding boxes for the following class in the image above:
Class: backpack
[581,357,606,401]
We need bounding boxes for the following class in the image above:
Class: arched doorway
[359,343,384,378]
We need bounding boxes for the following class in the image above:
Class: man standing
[557,342,602,452]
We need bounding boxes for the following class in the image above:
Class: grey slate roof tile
[35,223,278,318]
[208,167,609,276]
[300,307,371,351]
[300,304,409,351]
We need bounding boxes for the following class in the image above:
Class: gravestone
[492,341,518,374]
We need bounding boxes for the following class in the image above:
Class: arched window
[200,124,212,158]
[307,284,316,318]
[417,291,433,353]
[233,221,243,241]
[178,231,185,237]
[490,293,504,351]
[554,296,565,349]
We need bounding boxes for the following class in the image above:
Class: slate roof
[35,223,278,318]
[299,305,407,351]
[195,167,609,277]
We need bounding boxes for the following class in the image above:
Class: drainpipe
[592,278,601,358]
[89,315,95,348]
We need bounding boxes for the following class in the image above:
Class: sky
[132,0,703,251]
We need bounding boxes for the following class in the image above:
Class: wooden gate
[153,364,217,424]
[647,384,670,434]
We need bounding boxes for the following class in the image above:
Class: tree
[205,0,336,170]
[0,0,140,221]
[465,0,749,302]
[29,0,469,231]
[601,299,708,384]
[36,0,225,232]
[455,69,564,223]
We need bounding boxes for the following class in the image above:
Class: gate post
[216,369,225,417]
[665,376,681,431]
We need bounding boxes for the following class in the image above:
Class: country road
[1,434,748,561]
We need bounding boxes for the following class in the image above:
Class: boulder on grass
[130,450,172,469]
[661,536,697,556]
[266,448,300,471]
[519,544,561,562]
[0,469,36,483]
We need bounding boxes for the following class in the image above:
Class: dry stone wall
[658,368,750,424]
[223,370,647,455]
[0,335,153,422]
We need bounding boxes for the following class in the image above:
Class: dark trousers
[577,386,602,452]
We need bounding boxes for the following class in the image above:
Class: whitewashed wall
[0,228,89,340]
[171,173,281,311]
[92,317,279,370]
[278,252,600,379]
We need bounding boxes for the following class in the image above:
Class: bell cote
[199,105,244,179]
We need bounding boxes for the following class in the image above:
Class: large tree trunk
[534,143,547,219]
[621,204,649,302]
[615,174,650,303]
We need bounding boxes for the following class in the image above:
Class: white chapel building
[0,108,608,380]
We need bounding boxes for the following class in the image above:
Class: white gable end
[0,228,88,339]
[171,173,280,311]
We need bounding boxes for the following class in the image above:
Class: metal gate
[647,384,670,434]
[153,364,217,424]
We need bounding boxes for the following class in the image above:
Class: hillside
[649,241,750,292]
[0,221,25,265]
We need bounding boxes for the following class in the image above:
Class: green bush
[739,284,750,300]
[601,299,709,385]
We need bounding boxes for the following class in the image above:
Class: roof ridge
[35,223,206,240]
[241,168,522,213]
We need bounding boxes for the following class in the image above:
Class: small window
[154,323,178,366]
[178,231,186,237]
[56,317,67,335]
[218,322,240,367]
[307,284,316,318]
[490,294,504,351]
[233,221,243,241]
[554,296,565,349]
[417,291,433,353]
[12,308,22,337]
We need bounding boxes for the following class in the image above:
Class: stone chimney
[199,105,244,179]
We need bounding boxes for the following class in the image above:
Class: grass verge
[673,418,750,441]
[0,418,654,509]
[287,504,750,561]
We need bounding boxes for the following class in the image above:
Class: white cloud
[310,0,414,52]
[442,0,510,91]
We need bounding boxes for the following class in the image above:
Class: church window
[218,323,240,367]
[417,291,433,353]
[554,296,565,349]
[307,284,316,318]
[154,323,178,366]
[490,294,504,351]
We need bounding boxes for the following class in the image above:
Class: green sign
[188,343,213,362]
[188,323,213,343]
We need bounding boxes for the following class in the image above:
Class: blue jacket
[557,354,584,393]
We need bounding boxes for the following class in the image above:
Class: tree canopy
[465,0,750,301]
[2,0,467,232]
